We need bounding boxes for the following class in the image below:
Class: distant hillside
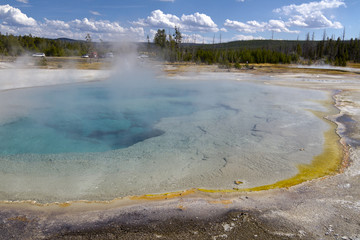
[138,40,320,55]
[56,38,82,43]
[200,40,318,52]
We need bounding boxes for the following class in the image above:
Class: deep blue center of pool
[0,80,202,155]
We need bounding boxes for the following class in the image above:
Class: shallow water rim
[0,91,346,207]
[131,107,345,199]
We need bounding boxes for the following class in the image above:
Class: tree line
[0,33,90,57]
[151,28,360,67]
[1,30,359,67]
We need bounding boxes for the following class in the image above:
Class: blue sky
[0,0,358,42]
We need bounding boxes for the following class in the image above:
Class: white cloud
[42,19,144,41]
[43,18,70,30]
[42,18,142,40]
[267,19,295,33]
[236,0,245,2]
[72,18,127,33]
[71,18,98,32]
[224,19,258,33]
[159,0,175,2]
[0,4,36,26]
[0,5,145,41]
[133,9,219,33]
[274,0,345,15]
[225,0,344,35]
[224,19,298,34]
[149,29,157,38]
[16,0,29,3]
[274,0,345,29]
[130,27,145,37]
[232,34,265,41]
[90,11,101,16]
[181,12,219,32]
[134,9,180,28]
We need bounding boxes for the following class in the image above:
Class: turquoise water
[0,81,201,155]
[0,72,330,202]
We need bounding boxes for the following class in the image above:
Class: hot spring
[0,68,332,203]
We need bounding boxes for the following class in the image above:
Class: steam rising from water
[0,48,163,153]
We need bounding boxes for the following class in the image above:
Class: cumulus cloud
[267,19,294,33]
[274,0,345,29]
[0,4,36,26]
[232,34,265,41]
[181,12,218,32]
[224,19,298,34]
[0,4,145,41]
[40,18,144,40]
[69,18,128,33]
[133,9,219,33]
[274,0,345,15]
[225,0,344,35]
[43,18,70,30]
[134,9,180,28]
[224,19,262,33]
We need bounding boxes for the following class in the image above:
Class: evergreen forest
[151,28,360,67]
[1,29,360,67]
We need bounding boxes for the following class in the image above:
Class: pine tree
[153,29,166,48]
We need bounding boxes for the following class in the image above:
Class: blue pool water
[0,71,331,202]
[0,80,203,155]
